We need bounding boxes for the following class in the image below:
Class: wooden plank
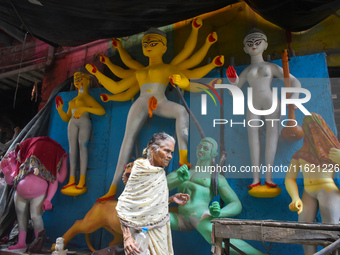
[212,219,340,248]
[214,224,339,246]
[211,218,340,231]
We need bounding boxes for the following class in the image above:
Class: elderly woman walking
[116,132,189,255]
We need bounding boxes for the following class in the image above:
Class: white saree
[116,158,174,255]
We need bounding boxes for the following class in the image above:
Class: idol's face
[243,34,267,56]
[142,35,167,57]
[196,141,213,161]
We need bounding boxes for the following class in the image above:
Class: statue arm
[182,78,221,93]
[55,96,72,123]
[80,98,105,115]
[1,161,15,185]
[57,154,68,183]
[43,180,58,211]
[167,171,182,190]
[73,97,106,119]
[285,158,303,214]
[218,177,242,217]
[272,63,301,100]
[100,55,135,79]
[100,84,140,102]
[113,38,145,70]
[176,32,217,70]
[171,17,202,66]
[86,63,137,94]
[182,55,224,80]
[167,165,190,191]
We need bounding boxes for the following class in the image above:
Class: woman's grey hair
[145,132,175,159]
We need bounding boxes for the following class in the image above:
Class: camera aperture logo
[200,84,311,127]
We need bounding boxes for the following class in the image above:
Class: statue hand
[169,74,182,87]
[112,38,122,49]
[0,158,11,175]
[85,63,97,74]
[213,55,224,67]
[287,104,298,110]
[209,201,221,218]
[73,108,84,119]
[100,55,109,64]
[329,148,340,164]
[192,17,202,29]
[43,199,52,211]
[55,95,63,109]
[100,93,109,102]
[289,199,303,214]
[177,164,189,182]
[226,66,238,84]
[207,32,217,44]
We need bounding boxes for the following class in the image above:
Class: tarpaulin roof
[0,0,339,47]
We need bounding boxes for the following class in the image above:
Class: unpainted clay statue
[226,28,301,197]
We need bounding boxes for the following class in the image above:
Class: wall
[43,52,336,254]
[174,2,340,68]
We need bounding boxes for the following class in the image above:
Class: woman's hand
[122,227,141,255]
[170,193,190,205]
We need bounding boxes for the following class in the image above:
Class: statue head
[142,28,167,56]
[196,137,218,161]
[243,28,268,55]
[73,72,91,91]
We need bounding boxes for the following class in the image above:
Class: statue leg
[30,194,45,237]
[64,120,78,188]
[98,98,149,201]
[299,190,318,254]
[77,117,92,188]
[318,189,340,224]
[264,109,280,185]
[247,110,261,185]
[8,193,29,250]
[155,100,190,166]
[169,212,194,231]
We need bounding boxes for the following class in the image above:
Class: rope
[13,32,27,109]
[8,0,34,36]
